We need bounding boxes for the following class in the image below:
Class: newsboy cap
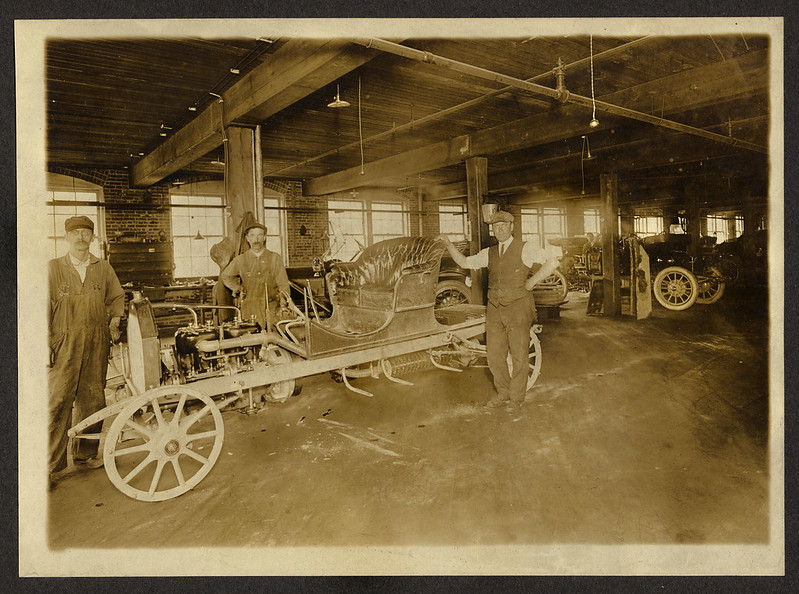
[488,210,514,224]
[244,222,268,235]
[64,215,94,232]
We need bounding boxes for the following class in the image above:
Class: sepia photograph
[17,17,784,576]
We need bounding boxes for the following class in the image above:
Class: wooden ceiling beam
[130,39,378,188]
[304,49,767,196]
[428,130,768,200]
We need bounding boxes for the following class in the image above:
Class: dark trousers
[485,296,535,402]
[49,331,109,473]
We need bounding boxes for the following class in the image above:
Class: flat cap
[244,222,268,234]
[488,210,514,224]
[65,215,94,232]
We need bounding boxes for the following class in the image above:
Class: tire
[653,266,699,311]
[695,275,725,304]
[434,280,471,309]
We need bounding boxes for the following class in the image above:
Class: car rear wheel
[696,275,725,304]
[435,280,471,309]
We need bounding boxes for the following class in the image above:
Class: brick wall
[50,166,172,242]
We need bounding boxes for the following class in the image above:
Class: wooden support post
[225,125,260,233]
[619,203,634,236]
[600,173,621,316]
[466,157,488,304]
[742,194,759,286]
[685,182,701,260]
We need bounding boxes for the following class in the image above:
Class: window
[327,199,411,261]
[634,216,663,238]
[372,202,408,244]
[521,207,565,259]
[263,196,285,256]
[47,175,104,260]
[328,200,367,261]
[439,203,468,241]
[584,208,600,235]
[705,214,744,244]
[171,193,225,278]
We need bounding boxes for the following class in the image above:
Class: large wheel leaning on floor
[103,385,224,502]
[434,280,471,309]
[652,266,699,311]
[695,274,726,304]
[534,270,569,302]
[507,327,543,392]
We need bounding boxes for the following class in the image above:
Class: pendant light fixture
[327,84,350,108]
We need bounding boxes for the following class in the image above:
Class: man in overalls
[440,210,559,409]
[48,216,124,485]
[220,222,291,330]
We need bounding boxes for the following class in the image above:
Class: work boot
[486,396,510,408]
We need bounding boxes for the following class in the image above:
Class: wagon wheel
[103,386,224,502]
[653,266,699,311]
[533,270,568,302]
[695,274,725,304]
[506,327,543,392]
[263,347,301,403]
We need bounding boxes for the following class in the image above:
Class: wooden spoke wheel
[653,266,699,311]
[696,274,726,304]
[506,328,543,392]
[103,386,224,502]
[434,280,471,309]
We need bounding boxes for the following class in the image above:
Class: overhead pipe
[265,36,653,177]
[349,37,767,154]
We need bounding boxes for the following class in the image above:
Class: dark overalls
[48,254,124,473]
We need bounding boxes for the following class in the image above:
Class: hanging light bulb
[589,35,599,128]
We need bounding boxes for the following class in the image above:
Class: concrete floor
[47,287,771,557]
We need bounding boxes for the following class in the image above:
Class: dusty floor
[48,287,771,550]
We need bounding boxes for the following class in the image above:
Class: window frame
[170,183,226,280]
[46,173,105,260]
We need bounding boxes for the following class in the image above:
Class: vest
[487,238,531,306]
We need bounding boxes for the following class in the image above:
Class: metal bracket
[339,368,374,397]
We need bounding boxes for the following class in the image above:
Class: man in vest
[49,215,125,487]
[440,210,559,409]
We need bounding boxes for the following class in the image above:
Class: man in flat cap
[440,210,559,409]
[220,221,291,329]
[48,215,124,485]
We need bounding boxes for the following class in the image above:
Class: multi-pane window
[372,202,408,244]
[327,199,410,261]
[263,196,285,256]
[328,200,367,261]
[584,208,600,235]
[521,207,566,259]
[439,203,468,241]
[706,214,745,244]
[47,183,104,260]
[634,216,663,238]
[171,194,225,278]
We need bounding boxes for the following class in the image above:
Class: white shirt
[463,239,548,270]
[69,253,91,283]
